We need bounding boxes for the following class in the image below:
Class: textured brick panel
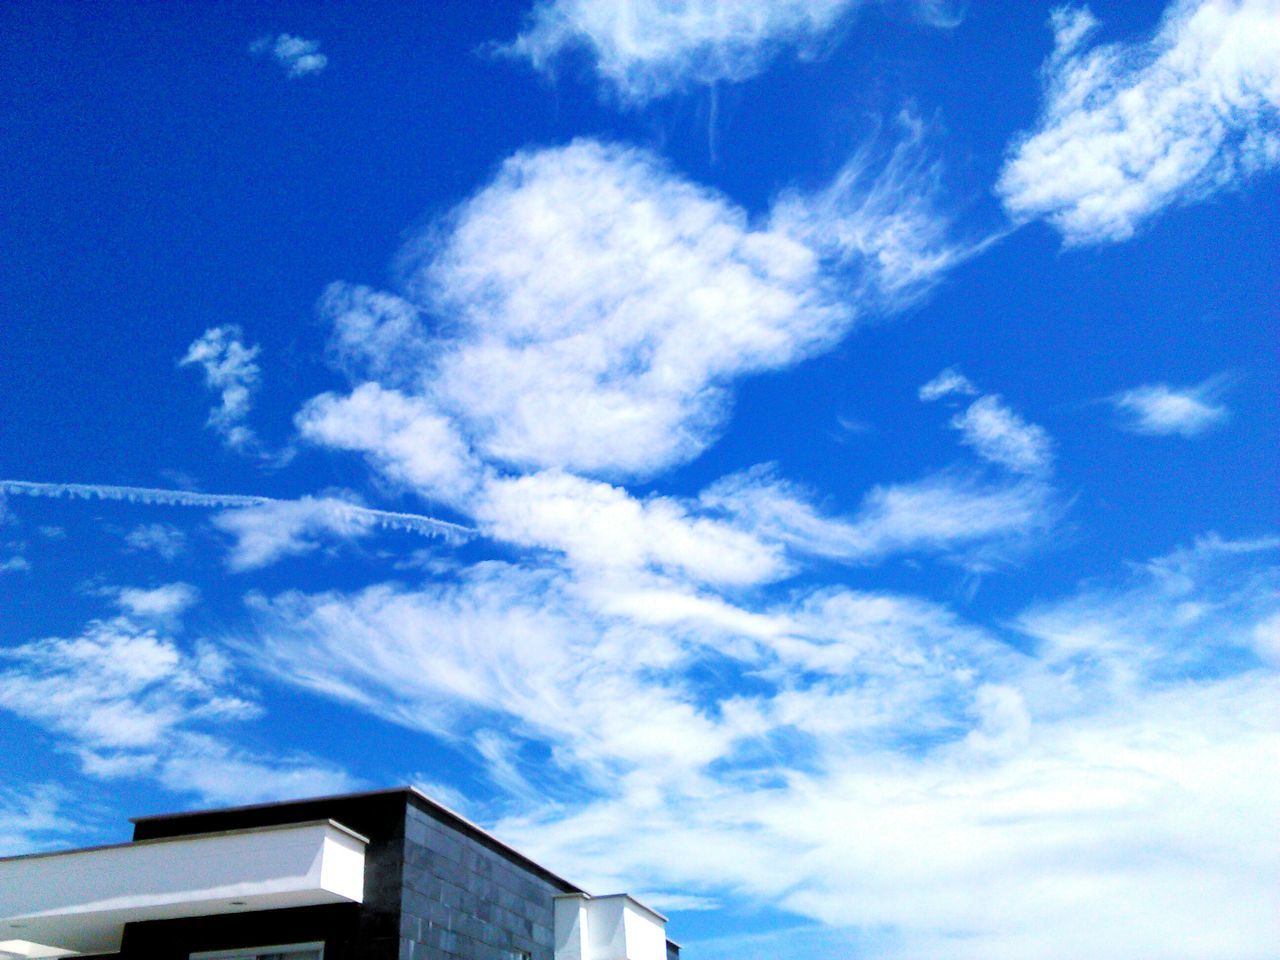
[399,801,575,960]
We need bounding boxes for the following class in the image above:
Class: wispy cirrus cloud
[702,466,1054,567]
[950,395,1054,475]
[124,522,188,561]
[0,554,30,574]
[917,365,976,401]
[0,784,82,856]
[499,0,964,105]
[0,596,357,806]
[236,530,1280,959]
[211,495,435,572]
[998,0,1280,245]
[250,34,328,78]
[920,367,1054,475]
[1110,376,1231,436]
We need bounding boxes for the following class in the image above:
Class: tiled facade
[399,801,559,960]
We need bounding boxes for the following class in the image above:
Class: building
[0,787,681,960]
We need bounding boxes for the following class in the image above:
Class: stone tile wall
[398,800,568,960]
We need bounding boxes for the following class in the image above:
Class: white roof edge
[0,818,369,865]
[129,786,584,894]
[552,891,669,924]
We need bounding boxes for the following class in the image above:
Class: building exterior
[0,787,681,960]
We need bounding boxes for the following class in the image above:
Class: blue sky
[1,1,1278,956]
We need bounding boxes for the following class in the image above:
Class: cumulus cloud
[250,33,328,78]
[179,325,264,454]
[999,0,1280,245]
[500,0,963,104]
[415,139,848,475]
[306,134,959,484]
[296,384,481,504]
[112,582,200,622]
[1110,376,1231,436]
[477,470,788,587]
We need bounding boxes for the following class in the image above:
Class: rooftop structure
[0,787,681,960]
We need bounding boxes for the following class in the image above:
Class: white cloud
[478,470,788,586]
[0,618,254,763]
[416,139,848,476]
[500,0,962,104]
[125,522,188,560]
[1,479,469,567]
[179,325,263,453]
[152,735,360,806]
[0,608,356,807]
[1110,377,1230,436]
[771,112,982,310]
[918,365,977,401]
[296,384,481,504]
[1016,533,1280,694]
[999,0,1280,245]
[920,369,1054,474]
[113,583,200,621]
[0,554,30,574]
[250,34,328,78]
[950,394,1054,474]
[245,564,739,775]
[319,283,433,389]
[0,784,79,856]
[702,466,1054,564]
[305,134,958,483]
[233,528,1280,958]
[211,495,383,572]
[1253,611,1280,665]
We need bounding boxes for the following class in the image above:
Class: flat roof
[131,785,583,894]
[0,818,369,865]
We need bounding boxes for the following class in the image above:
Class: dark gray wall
[398,797,569,960]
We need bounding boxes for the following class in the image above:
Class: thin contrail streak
[0,480,473,541]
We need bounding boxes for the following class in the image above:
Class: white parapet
[554,893,668,960]
[0,819,366,958]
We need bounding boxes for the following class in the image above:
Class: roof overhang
[0,819,366,958]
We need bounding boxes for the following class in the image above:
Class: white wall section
[554,893,668,960]
[0,820,366,957]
